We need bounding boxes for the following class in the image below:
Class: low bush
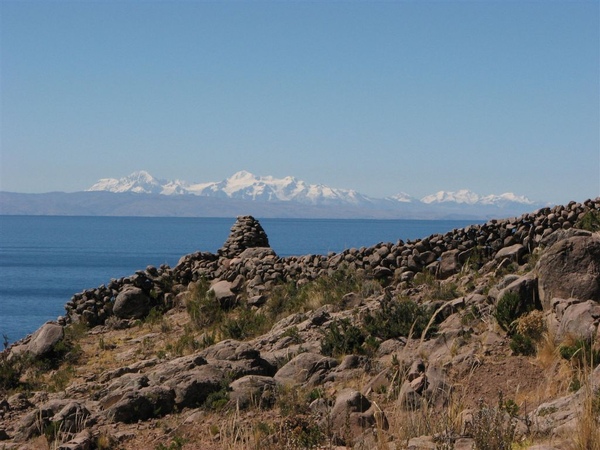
[510,310,546,355]
[320,318,367,357]
[559,338,600,369]
[494,292,535,334]
[219,308,270,341]
[0,353,22,393]
[363,297,437,340]
[186,278,222,330]
[509,333,536,356]
[267,266,382,321]
[576,209,600,232]
[470,392,518,450]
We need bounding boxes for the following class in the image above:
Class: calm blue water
[0,215,475,343]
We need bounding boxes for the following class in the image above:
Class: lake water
[0,215,475,343]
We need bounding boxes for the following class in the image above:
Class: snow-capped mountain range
[0,170,547,219]
[87,170,537,209]
[87,170,373,205]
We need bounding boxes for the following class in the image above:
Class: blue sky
[1,1,598,205]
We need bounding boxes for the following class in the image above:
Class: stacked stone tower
[218,215,270,258]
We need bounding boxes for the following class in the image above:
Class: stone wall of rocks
[62,200,600,327]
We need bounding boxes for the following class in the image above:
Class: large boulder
[274,352,338,387]
[398,365,451,411]
[27,322,64,358]
[166,365,225,409]
[113,286,151,319]
[209,280,237,309]
[229,375,278,409]
[537,235,600,310]
[493,272,540,310]
[328,389,387,444]
[553,299,600,341]
[106,385,175,423]
[438,250,460,279]
[494,244,526,264]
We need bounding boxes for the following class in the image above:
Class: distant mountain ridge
[87,170,537,209]
[0,171,547,220]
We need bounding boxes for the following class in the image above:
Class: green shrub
[266,266,381,321]
[219,308,270,341]
[576,210,600,232]
[0,353,22,393]
[203,388,229,411]
[320,318,367,357]
[363,297,437,340]
[509,333,536,356]
[281,326,303,344]
[494,292,534,334]
[559,338,600,369]
[471,392,517,450]
[166,324,200,356]
[155,436,186,450]
[186,278,222,329]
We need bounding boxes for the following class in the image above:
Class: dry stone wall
[62,200,600,328]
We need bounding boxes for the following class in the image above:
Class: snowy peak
[388,192,417,203]
[420,190,533,206]
[421,190,481,205]
[87,171,539,211]
[87,170,166,194]
[87,171,372,206]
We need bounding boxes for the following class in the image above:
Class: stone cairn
[218,215,270,258]
[60,199,600,328]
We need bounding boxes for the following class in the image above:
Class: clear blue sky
[1,1,598,205]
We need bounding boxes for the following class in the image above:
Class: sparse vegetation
[364,296,437,340]
[576,209,600,232]
[5,205,600,449]
[320,318,368,357]
[470,392,517,450]
[219,307,270,340]
[494,291,535,334]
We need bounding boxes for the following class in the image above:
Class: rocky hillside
[1,200,600,449]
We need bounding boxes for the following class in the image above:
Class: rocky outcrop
[57,199,600,332]
[537,233,600,310]
[328,389,387,444]
[3,198,600,449]
[9,322,64,359]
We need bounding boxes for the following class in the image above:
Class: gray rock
[398,365,450,411]
[274,352,338,386]
[537,235,600,309]
[438,250,460,279]
[494,244,526,263]
[166,364,225,409]
[209,280,237,308]
[328,389,386,444]
[229,375,278,409]
[27,322,64,358]
[51,401,90,433]
[555,299,600,340]
[113,286,151,319]
[495,272,539,310]
[14,399,68,441]
[57,430,92,450]
[106,385,175,423]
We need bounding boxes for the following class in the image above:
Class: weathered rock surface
[3,199,600,449]
[537,234,600,310]
[26,322,64,358]
[274,352,339,386]
[113,286,151,319]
